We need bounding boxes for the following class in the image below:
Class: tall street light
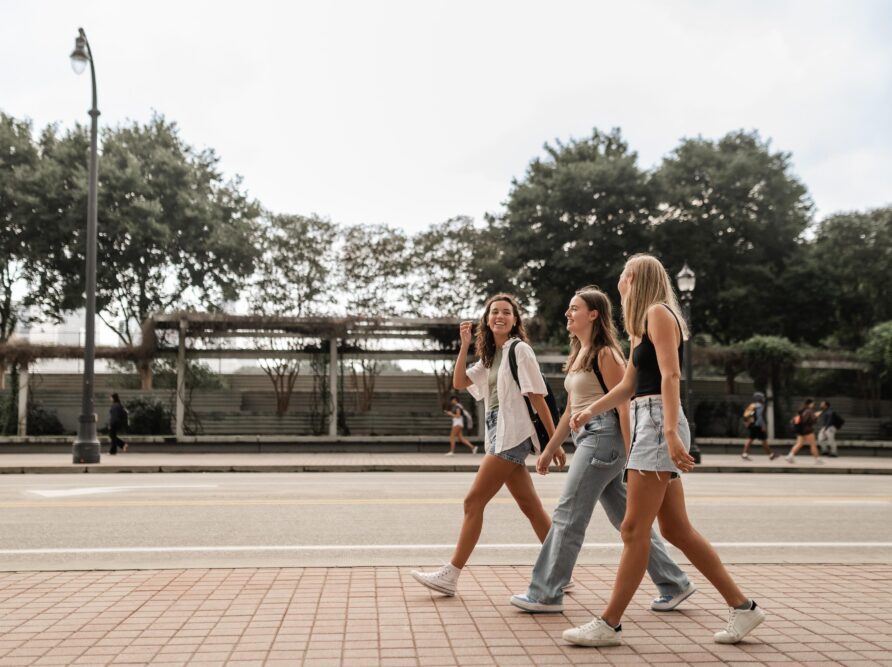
[70,28,101,464]
[676,263,701,463]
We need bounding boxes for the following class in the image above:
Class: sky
[2,0,891,233]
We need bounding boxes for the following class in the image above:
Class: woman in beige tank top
[510,286,693,616]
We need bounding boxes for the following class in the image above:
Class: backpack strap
[592,349,620,420]
[508,340,539,423]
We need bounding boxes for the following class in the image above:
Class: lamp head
[676,262,696,294]
[70,34,88,74]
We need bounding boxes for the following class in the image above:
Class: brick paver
[0,565,889,665]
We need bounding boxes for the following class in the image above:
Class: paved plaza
[0,564,890,666]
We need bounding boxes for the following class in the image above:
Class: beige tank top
[563,370,605,415]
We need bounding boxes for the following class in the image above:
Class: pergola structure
[150,313,469,438]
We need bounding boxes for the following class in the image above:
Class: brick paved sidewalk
[0,565,890,666]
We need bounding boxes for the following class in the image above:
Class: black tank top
[632,305,683,398]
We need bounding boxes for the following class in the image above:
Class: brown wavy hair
[563,285,626,373]
[475,293,527,368]
[564,286,626,374]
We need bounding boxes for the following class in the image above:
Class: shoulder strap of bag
[508,340,538,421]
[592,350,620,420]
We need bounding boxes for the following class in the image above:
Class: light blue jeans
[526,411,691,605]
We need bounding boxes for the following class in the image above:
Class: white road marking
[0,542,890,555]
[28,485,219,498]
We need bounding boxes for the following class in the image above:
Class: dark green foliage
[491,128,653,340]
[694,400,746,437]
[26,403,66,436]
[652,131,812,344]
[125,398,173,435]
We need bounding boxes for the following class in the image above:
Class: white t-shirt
[465,338,548,453]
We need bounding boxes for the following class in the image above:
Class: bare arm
[649,305,695,471]
[452,321,474,390]
[528,393,556,437]
[599,347,631,451]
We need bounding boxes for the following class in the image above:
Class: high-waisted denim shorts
[626,395,691,481]
[486,409,533,465]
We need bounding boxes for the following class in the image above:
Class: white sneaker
[510,594,563,613]
[471,445,479,454]
[562,617,622,647]
[410,563,460,596]
[784,454,795,463]
[741,452,751,460]
[714,602,766,644]
[814,458,824,465]
[651,582,696,611]
[444,451,454,456]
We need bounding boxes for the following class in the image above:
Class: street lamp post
[70,28,101,464]
[676,263,700,463]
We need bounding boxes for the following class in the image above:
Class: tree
[340,223,411,411]
[809,208,892,348]
[652,130,813,344]
[49,115,262,387]
[490,128,654,341]
[0,113,39,387]
[405,216,484,318]
[248,213,339,416]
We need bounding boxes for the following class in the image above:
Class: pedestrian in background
[816,400,840,458]
[785,398,822,464]
[108,393,128,456]
[741,392,775,460]
[443,395,478,456]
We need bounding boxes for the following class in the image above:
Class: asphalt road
[0,472,889,571]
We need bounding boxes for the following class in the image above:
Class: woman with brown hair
[410,294,561,596]
[510,286,693,614]
[563,255,765,647]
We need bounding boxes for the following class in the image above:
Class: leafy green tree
[0,113,39,386]
[405,216,485,318]
[652,131,813,344]
[248,213,340,415]
[809,208,892,347]
[489,128,653,340]
[47,115,262,387]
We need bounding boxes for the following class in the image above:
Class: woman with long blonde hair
[411,294,562,596]
[510,286,693,615]
[563,255,765,647]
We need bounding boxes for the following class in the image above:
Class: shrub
[26,403,66,436]
[125,398,173,435]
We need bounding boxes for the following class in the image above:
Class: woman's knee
[619,517,652,544]
[658,520,694,548]
[463,491,488,516]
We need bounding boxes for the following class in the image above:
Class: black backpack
[507,341,561,446]
[831,412,845,429]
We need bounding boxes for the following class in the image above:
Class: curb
[0,464,888,475]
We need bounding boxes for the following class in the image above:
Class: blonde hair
[620,254,689,340]
[474,293,528,368]
[564,286,625,374]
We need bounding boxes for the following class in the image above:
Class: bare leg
[657,479,747,607]
[601,472,670,626]
[448,426,459,453]
[504,463,551,542]
[760,438,774,456]
[789,435,804,456]
[742,438,753,455]
[804,434,820,458]
[460,433,476,451]
[450,454,520,568]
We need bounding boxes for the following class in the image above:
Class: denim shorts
[486,409,533,466]
[626,395,691,481]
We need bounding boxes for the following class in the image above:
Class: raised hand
[459,321,473,348]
